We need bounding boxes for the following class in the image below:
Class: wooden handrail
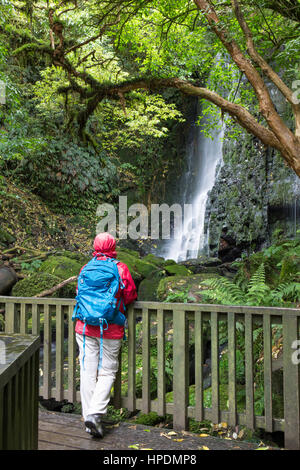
[0,296,299,449]
[0,332,40,450]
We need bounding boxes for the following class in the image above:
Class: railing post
[127,305,136,412]
[173,309,189,430]
[211,311,220,424]
[283,314,300,450]
[245,313,255,430]
[32,350,40,449]
[157,309,166,417]
[263,313,273,432]
[195,311,203,422]
[68,305,77,404]
[5,303,17,333]
[228,312,237,427]
[20,303,27,334]
[31,304,40,337]
[112,348,122,408]
[142,308,150,414]
[43,304,51,399]
[55,305,64,401]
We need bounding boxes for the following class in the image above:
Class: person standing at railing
[73,232,137,438]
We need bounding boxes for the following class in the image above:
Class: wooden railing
[1,296,300,449]
[0,332,40,450]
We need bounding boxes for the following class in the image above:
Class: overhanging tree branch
[232,0,295,105]
[232,0,300,138]
[193,0,300,173]
[10,0,300,176]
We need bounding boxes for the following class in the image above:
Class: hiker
[73,232,137,438]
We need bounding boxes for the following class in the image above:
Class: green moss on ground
[165,264,192,276]
[138,277,161,301]
[135,412,163,426]
[11,272,76,298]
[116,249,159,281]
[39,255,82,279]
[141,253,165,267]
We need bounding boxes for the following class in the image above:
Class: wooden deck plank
[38,440,80,450]
[38,410,262,451]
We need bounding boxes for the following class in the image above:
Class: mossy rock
[11,272,76,298]
[141,253,165,267]
[138,277,161,301]
[195,256,222,267]
[54,250,90,265]
[116,250,158,281]
[163,259,176,266]
[135,411,162,426]
[165,264,192,276]
[116,247,141,258]
[39,255,82,279]
[115,250,142,282]
[157,273,221,302]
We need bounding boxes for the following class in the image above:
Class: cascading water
[163,105,224,262]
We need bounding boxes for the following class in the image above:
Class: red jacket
[75,254,137,339]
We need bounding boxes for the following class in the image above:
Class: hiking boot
[84,414,104,438]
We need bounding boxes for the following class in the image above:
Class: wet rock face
[205,122,300,257]
[205,129,269,257]
[218,233,242,263]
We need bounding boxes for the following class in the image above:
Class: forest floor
[0,180,95,254]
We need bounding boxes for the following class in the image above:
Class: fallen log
[2,246,55,257]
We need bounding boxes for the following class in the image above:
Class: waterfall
[163,105,224,262]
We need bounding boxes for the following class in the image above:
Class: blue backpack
[72,254,126,370]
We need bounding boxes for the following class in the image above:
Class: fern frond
[272,282,300,303]
[245,263,271,306]
[200,277,245,305]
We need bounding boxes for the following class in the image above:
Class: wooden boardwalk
[38,410,262,451]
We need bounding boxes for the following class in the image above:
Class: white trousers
[76,333,122,421]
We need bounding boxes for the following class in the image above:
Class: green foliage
[164,288,196,303]
[11,272,75,298]
[19,259,43,273]
[200,261,300,307]
[219,349,245,386]
[135,412,162,426]
[38,255,81,279]
[164,264,192,276]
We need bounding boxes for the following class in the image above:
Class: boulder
[179,257,222,270]
[164,264,192,276]
[141,253,165,267]
[137,277,161,301]
[157,273,221,302]
[38,255,82,279]
[163,259,177,266]
[116,249,159,283]
[11,272,76,298]
[0,266,18,294]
